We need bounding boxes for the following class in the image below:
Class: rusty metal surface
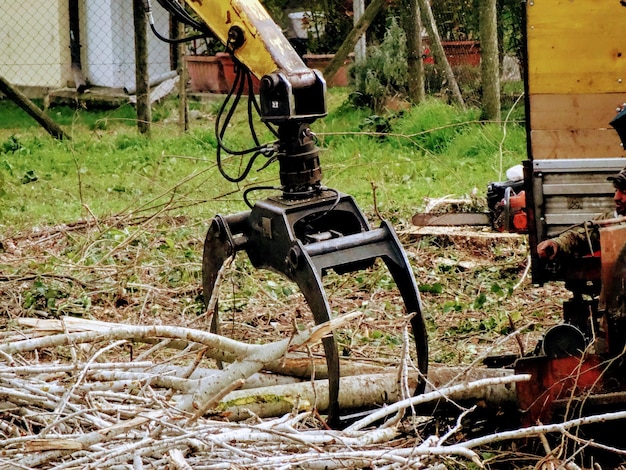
[514,355,604,426]
[553,390,626,409]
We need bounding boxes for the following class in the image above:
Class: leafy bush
[350,17,407,113]
[350,18,485,112]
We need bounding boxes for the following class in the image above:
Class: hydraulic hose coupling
[227,26,245,51]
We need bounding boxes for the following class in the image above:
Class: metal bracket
[202,190,428,427]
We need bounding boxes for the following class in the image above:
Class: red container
[217,53,261,95]
[185,55,228,94]
[442,41,481,67]
[303,53,353,87]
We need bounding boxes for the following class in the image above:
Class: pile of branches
[3,316,626,469]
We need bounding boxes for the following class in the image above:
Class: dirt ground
[4,216,607,468]
[0,216,568,368]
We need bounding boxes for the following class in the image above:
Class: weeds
[0,85,535,361]
[0,88,584,465]
[0,88,525,233]
[351,17,408,113]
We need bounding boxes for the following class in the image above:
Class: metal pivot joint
[202,190,429,426]
[276,122,322,194]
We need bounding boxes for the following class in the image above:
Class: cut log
[217,372,417,421]
[216,366,520,421]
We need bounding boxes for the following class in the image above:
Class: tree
[133,0,151,135]
[417,0,465,109]
[479,0,501,121]
[404,0,425,104]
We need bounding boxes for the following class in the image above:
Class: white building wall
[83,0,171,89]
[0,2,171,90]
[0,2,70,87]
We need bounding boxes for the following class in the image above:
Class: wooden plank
[529,93,626,131]
[411,212,491,227]
[530,129,625,160]
[527,0,626,94]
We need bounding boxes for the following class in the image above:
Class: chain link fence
[1,1,172,96]
[1,1,521,100]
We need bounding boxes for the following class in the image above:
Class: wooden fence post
[133,0,151,135]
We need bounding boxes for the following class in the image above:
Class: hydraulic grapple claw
[202,191,428,426]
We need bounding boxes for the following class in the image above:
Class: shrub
[350,17,407,113]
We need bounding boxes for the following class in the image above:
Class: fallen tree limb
[17,316,388,379]
[217,372,418,421]
[2,335,624,469]
[6,314,360,364]
[86,367,303,391]
[6,314,362,414]
[0,76,70,140]
[461,409,626,450]
[345,373,531,432]
[7,315,625,469]
[425,364,518,402]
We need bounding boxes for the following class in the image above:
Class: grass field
[0,86,540,359]
[1,88,596,468]
[0,88,526,232]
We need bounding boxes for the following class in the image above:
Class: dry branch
[7,314,361,415]
[217,372,418,421]
[17,316,388,379]
[4,315,625,468]
[0,76,69,140]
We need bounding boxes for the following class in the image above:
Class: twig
[51,340,127,429]
[461,410,626,449]
[345,374,530,432]
[185,378,245,425]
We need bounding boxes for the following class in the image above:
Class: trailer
[511,0,626,427]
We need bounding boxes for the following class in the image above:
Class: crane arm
[184,0,306,80]
[150,0,326,124]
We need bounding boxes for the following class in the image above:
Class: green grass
[0,88,526,232]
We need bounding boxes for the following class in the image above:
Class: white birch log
[17,316,388,379]
[216,372,419,421]
[346,373,531,432]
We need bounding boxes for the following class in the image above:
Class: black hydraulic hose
[202,54,279,184]
[149,23,209,45]
[243,67,279,141]
[301,188,341,224]
[215,66,273,183]
[153,0,210,33]
[242,185,281,208]
[215,65,250,155]
[144,0,280,185]
[217,150,267,184]
[144,0,214,44]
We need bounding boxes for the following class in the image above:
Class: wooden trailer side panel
[525,1,626,283]
[526,0,626,160]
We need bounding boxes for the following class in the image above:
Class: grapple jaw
[202,191,429,427]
